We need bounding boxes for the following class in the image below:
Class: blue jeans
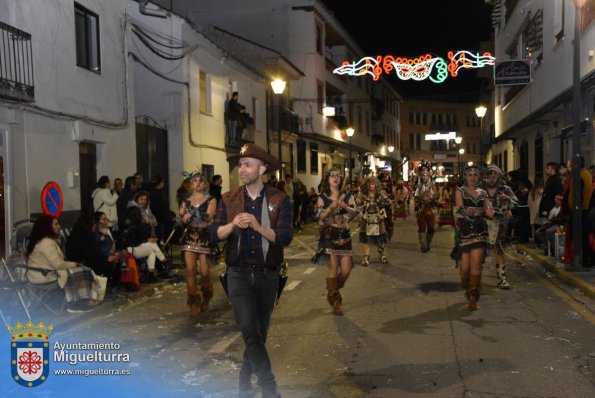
[228,266,279,394]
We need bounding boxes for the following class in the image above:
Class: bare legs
[184,251,212,316]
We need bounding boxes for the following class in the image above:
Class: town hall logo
[7,321,53,387]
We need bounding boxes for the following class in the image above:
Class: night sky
[320,0,494,102]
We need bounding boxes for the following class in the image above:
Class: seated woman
[27,215,100,313]
[93,212,120,290]
[118,206,167,282]
[128,191,159,239]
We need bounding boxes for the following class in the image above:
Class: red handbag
[120,252,140,291]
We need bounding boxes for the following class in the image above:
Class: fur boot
[378,245,388,264]
[496,264,511,289]
[467,274,482,311]
[418,233,428,253]
[360,255,370,266]
[200,282,214,312]
[326,277,343,315]
[187,292,201,317]
[426,231,435,251]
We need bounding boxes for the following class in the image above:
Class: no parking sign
[41,182,63,218]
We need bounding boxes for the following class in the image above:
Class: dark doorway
[519,140,529,172]
[136,122,169,208]
[79,142,97,216]
[534,134,543,181]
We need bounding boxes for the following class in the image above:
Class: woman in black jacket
[117,207,167,282]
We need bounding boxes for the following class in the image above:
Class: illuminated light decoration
[425,132,457,141]
[332,51,495,83]
[447,50,496,77]
[333,57,380,79]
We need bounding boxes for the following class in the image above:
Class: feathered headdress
[181,170,202,180]
[416,160,433,176]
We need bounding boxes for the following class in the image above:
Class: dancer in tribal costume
[314,168,358,315]
[481,164,518,289]
[179,172,217,316]
[455,165,494,310]
[393,181,410,220]
[357,176,391,266]
[414,161,437,252]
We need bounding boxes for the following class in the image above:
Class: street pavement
[2,216,594,398]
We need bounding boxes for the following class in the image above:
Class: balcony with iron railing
[278,106,300,135]
[225,114,255,147]
[0,21,34,102]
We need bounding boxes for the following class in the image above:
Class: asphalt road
[2,217,594,398]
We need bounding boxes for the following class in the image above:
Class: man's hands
[233,212,261,231]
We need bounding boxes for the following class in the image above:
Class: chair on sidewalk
[6,219,66,316]
[23,268,67,316]
[0,258,32,321]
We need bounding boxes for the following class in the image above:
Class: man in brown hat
[211,143,293,398]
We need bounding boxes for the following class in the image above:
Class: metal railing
[0,21,34,101]
[279,106,299,135]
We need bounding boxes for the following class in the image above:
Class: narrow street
[2,216,594,398]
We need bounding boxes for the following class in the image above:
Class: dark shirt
[212,187,293,267]
[95,231,114,258]
[116,220,150,251]
[227,98,240,120]
[209,182,222,203]
[65,230,100,268]
[540,174,563,215]
[117,189,135,229]
[147,185,169,224]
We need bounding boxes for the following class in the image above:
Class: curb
[52,277,179,331]
[518,244,595,300]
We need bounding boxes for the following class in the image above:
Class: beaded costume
[180,197,216,254]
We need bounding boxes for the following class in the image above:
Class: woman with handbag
[357,176,391,266]
[179,172,217,316]
[315,168,358,315]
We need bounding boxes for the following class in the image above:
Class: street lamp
[458,148,465,178]
[388,145,394,153]
[475,105,487,166]
[346,127,355,184]
[271,79,286,177]
[571,0,586,267]
[322,105,336,117]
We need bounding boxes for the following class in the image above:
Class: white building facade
[488,0,595,181]
[157,0,402,191]
[0,0,285,256]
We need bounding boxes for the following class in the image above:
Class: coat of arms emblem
[7,321,53,387]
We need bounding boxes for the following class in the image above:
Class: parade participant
[357,175,391,266]
[413,161,437,252]
[455,165,494,311]
[211,143,293,398]
[315,168,358,315]
[393,180,409,220]
[482,164,518,289]
[179,172,217,316]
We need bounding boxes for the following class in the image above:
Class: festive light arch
[332,51,495,83]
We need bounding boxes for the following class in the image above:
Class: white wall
[129,4,268,196]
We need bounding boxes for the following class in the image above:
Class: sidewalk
[517,242,595,300]
[50,250,188,330]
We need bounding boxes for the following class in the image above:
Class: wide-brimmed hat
[226,143,280,173]
[485,164,502,175]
